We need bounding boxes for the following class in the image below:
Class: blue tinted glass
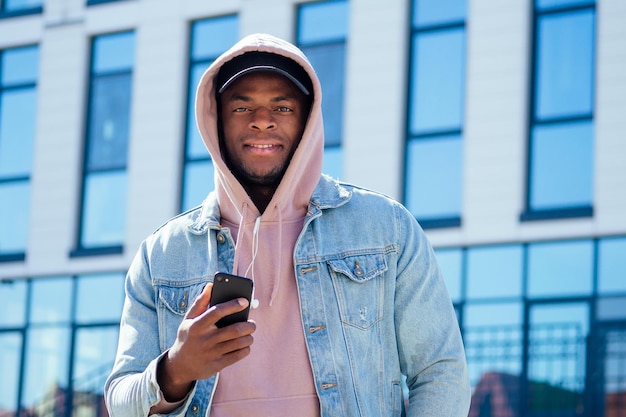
[598,297,626,321]
[598,237,626,293]
[410,30,465,134]
[73,327,120,395]
[87,73,132,170]
[413,0,466,27]
[183,160,214,212]
[530,121,593,210]
[76,273,125,323]
[1,45,39,86]
[536,0,595,11]
[535,10,595,119]
[323,147,343,180]
[529,303,588,395]
[302,42,345,146]
[30,277,73,324]
[191,16,239,59]
[0,280,27,326]
[187,62,211,159]
[463,303,523,387]
[467,245,523,299]
[93,32,135,73]
[0,333,21,413]
[5,0,42,12]
[434,248,463,301]
[0,182,30,253]
[406,135,462,219]
[528,240,593,297]
[0,89,37,177]
[82,171,127,247]
[298,0,349,44]
[23,327,70,407]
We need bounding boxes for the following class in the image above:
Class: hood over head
[194,33,324,305]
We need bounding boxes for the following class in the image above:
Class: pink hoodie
[195,33,325,416]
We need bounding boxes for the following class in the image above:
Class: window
[521,0,596,221]
[404,0,467,229]
[0,0,42,17]
[180,16,238,212]
[297,0,349,180]
[72,32,135,256]
[0,45,39,262]
[0,273,124,417]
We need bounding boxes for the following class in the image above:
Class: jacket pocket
[156,282,205,350]
[327,252,388,330]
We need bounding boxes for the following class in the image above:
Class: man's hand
[157,283,256,402]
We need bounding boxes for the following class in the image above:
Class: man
[105,33,470,417]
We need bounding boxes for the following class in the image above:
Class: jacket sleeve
[393,203,471,417]
[104,240,197,417]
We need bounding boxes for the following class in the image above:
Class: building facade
[0,0,624,416]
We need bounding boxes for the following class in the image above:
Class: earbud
[251,298,260,309]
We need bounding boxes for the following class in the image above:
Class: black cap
[217,51,312,96]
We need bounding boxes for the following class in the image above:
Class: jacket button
[190,404,199,413]
[216,234,225,244]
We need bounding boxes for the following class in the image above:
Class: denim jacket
[105,175,470,417]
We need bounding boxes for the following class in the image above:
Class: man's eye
[275,106,292,112]
[234,107,249,112]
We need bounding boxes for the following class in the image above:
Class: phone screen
[209,272,253,328]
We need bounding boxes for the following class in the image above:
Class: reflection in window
[30,277,73,324]
[1,0,42,15]
[75,273,125,323]
[298,0,349,180]
[523,1,596,219]
[0,279,27,326]
[0,333,21,413]
[75,31,135,253]
[467,245,523,299]
[528,303,588,414]
[405,0,466,228]
[0,45,39,260]
[527,240,593,297]
[181,16,238,212]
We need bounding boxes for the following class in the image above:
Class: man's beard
[230,159,288,188]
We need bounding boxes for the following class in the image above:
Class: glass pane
[409,29,466,134]
[30,277,73,324]
[597,297,626,321]
[0,89,37,177]
[81,171,127,247]
[0,333,21,414]
[0,182,30,253]
[464,303,523,399]
[73,326,120,396]
[76,273,125,323]
[5,0,42,12]
[535,10,595,119]
[187,62,212,159]
[0,280,27,326]
[191,15,238,60]
[323,146,343,181]
[467,245,523,299]
[598,237,626,293]
[93,31,135,73]
[1,45,39,86]
[530,121,593,210]
[22,327,71,410]
[302,42,345,147]
[405,135,462,219]
[434,248,462,302]
[87,74,132,171]
[536,0,595,11]
[182,160,214,212]
[528,303,588,414]
[413,0,467,27]
[528,240,593,297]
[298,0,349,44]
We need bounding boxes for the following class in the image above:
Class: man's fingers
[204,297,250,326]
[185,283,213,319]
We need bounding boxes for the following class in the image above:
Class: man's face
[219,71,310,187]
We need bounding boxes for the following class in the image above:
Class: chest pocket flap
[327,252,388,283]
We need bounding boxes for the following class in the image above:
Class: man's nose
[249,107,276,130]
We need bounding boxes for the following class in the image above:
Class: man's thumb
[185,283,212,319]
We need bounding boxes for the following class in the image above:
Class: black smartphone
[209,272,254,328]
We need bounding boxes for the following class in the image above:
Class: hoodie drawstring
[269,204,282,307]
